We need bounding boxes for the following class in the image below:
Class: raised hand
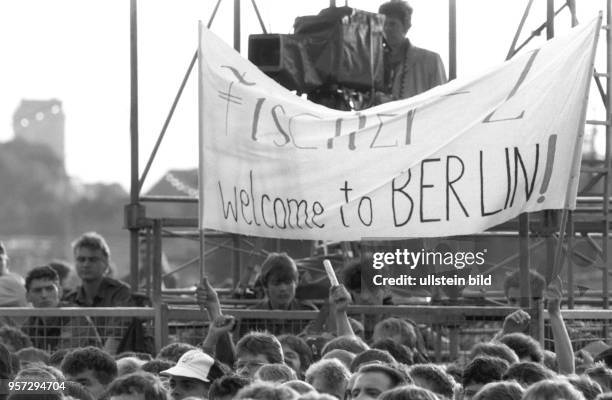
[545,276,563,316]
[502,309,531,335]
[196,277,220,314]
[208,315,236,337]
[330,284,352,314]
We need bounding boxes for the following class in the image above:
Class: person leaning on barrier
[375,0,447,104]
[22,265,102,352]
[62,232,133,354]
[251,253,317,311]
[493,269,546,340]
[198,253,316,355]
[63,232,132,307]
[504,270,546,307]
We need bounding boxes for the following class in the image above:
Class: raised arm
[492,309,531,341]
[330,284,355,337]
[196,277,222,320]
[195,277,235,365]
[546,277,574,375]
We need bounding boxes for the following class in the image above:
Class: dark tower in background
[12,99,71,260]
[12,99,65,167]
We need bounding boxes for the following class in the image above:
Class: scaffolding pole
[129,0,140,291]
[448,0,457,80]
[604,0,612,309]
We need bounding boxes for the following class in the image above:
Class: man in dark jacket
[63,232,132,354]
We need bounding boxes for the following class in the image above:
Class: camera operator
[376,0,447,104]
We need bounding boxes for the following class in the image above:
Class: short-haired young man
[22,265,102,351]
[63,232,132,353]
[251,253,316,311]
[377,0,447,103]
[495,270,547,339]
[235,331,284,378]
[348,363,409,400]
[60,346,118,399]
[277,334,312,379]
[504,270,546,306]
[65,232,131,306]
[161,349,226,400]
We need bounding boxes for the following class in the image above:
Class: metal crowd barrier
[543,309,612,352]
[0,307,156,352]
[164,305,518,363]
[2,306,611,362]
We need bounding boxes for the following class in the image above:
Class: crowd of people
[0,230,611,400]
[0,0,604,399]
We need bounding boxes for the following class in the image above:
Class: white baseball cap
[161,349,214,382]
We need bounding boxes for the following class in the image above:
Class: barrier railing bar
[0,307,156,317]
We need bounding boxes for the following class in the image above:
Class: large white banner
[198,17,599,240]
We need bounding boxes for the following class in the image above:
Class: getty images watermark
[361,241,492,287]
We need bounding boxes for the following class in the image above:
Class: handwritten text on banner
[198,18,599,240]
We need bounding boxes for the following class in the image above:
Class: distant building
[12,99,65,165]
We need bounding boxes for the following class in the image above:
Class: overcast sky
[0,0,605,192]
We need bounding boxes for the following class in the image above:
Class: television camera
[248,6,386,111]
